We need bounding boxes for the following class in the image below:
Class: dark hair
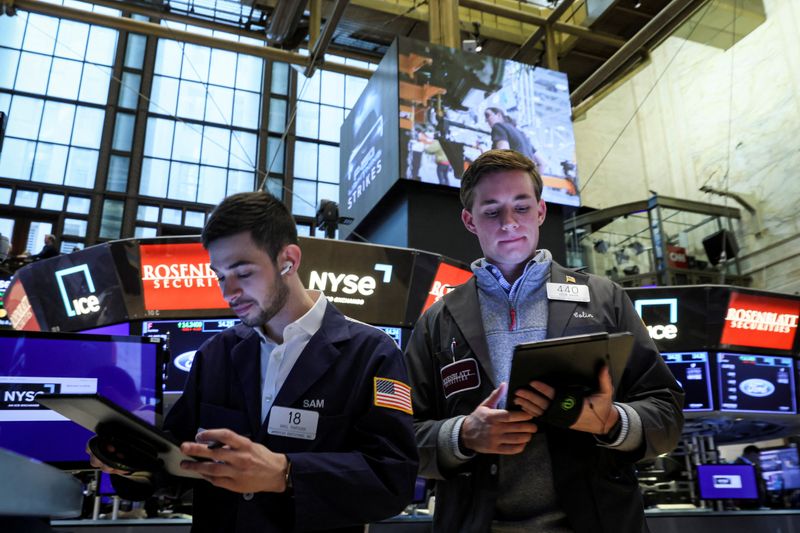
[460,149,543,210]
[201,192,298,261]
[743,445,760,455]
[485,107,516,126]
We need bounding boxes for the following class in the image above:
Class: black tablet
[36,394,204,479]
[506,332,634,408]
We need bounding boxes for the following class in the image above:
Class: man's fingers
[479,382,508,409]
[495,443,527,455]
[598,366,613,395]
[528,380,555,400]
[196,428,247,448]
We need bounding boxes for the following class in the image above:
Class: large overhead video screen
[397,38,579,207]
[716,352,797,415]
[720,291,800,353]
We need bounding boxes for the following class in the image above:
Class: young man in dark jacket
[405,149,684,532]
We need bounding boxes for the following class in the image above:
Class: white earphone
[280,262,293,275]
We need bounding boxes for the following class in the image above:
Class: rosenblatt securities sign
[139,243,228,312]
[720,291,800,352]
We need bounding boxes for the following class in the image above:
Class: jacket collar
[546,262,590,338]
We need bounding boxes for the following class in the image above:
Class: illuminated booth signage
[421,262,473,314]
[720,292,800,352]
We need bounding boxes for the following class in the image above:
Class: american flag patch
[374,377,413,414]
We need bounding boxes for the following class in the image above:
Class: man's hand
[461,383,538,455]
[569,366,619,435]
[513,380,554,418]
[180,429,289,494]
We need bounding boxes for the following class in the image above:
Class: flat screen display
[0,330,163,467]
[661,352,713,411]
[717,352,797,414]
[759,446,800,491]
[376,325,402,349]
[696,463,759,499]
[720,291,800,353]
[142,318,238,392]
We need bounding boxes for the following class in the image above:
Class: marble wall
[573,0,800,294]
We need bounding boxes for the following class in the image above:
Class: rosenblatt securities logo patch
[140,243,228,312]
[720,292,800,351]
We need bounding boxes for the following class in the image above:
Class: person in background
[736,444,768,508]
[31,234,59,260]
[405,149,684,532]
[484,107,546,173]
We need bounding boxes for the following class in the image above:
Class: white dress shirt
[254,290,327,422]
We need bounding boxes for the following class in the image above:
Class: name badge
[267,406,319,440]
[546,282,590,302]
[440,358,481,398]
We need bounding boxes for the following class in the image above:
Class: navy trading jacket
[156,303,418,532]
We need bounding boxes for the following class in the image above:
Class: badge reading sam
[440,358,481,398]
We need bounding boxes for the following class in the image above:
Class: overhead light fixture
[614,249,630,265]
[628,241,646,255]
[593,240,608,254]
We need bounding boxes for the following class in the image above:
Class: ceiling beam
[306,0,350,76]
[511,0,577,63]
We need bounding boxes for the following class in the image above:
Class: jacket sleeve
[612,283,685,462]
[287,335,419,531]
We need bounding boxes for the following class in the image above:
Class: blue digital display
[376,325,402,348]
[717,352,797,414]
[697,463,759,500]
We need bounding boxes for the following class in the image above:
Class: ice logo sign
[55,264,100,317]
[174,351,196,373]
[634,298,678,340]
[739,378,775,398]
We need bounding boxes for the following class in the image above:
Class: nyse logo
[55,264,100,317]
[634,298,679,340]
[1,383,58,406]
[308,263,393,297]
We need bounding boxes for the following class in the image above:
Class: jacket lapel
[546,263,587,338]
[229,327,263,437]
[443,277,497,388]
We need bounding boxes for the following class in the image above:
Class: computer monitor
[696,463,759,500]
[759,446,800,491]
[376,325,403,349]
[141,318,238,393]
[716,352,797,414]
[661,351,713,411]
[0,330,164,468]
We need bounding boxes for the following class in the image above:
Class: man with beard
[92,192,418,532]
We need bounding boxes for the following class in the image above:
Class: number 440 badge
[267,406,319,440]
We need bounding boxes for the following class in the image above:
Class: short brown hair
[460,149,543,210]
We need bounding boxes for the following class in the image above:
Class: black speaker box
[702,229,739,265]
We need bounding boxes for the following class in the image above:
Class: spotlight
[593,240,608,254]
[628,241,646,255]
[614,249,630,265]
[623,265,640,276]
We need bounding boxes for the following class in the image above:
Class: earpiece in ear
[280,262,293,275]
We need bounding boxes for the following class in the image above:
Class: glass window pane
[72,107,105,149]
[295,101,319,139]
[271,62,288,95]
[318,144,339,183]
[181,44,210,84]
[107,155,129,192]
[200,126,230,167]
[185,210,205,228]
[318,182,339,206]
[266,137,284,174]
[320,71,344,107]
[0,93,8,115]
[137,204,159,222]
[14,52,51,94]
[291,179,316,217]
[112,112,135,152]
[293,141,317,179]
[47,58,82,100]
[149,75,179,115]
[167,161,199,201]
[85,26,117,66]
[176,79,206,121]
[155,39,182,77]
[266,177,282,200]
[41,193,64,211]
[63,218,87,236]
[143,118,174,159]
[226,169,253,195]
[66,196,91,214]
[345,76,368,109]
[268,98,286,133]
[205,85,233,125]
[79,65,111,104]
[7,96,43,139]
[235,54,262,92]
[172,122,202,163]
[0,11,27,48]
[209,49,237,87]
[23,14,57,55]
[161,207,181,225]
[0,138,36,180]
[124,33,146,69]
[297,70,320,102]
[15,189,38,208]
[31,142,68,184]
[140,158,169,197]
[231,90,259,129]
[135,226,157,238]
[0,187,11,204]
[118,72,141,109]
[64,147,99,188]
[318,105,343,143]
[296,224,311,237]
[99,198,124,239]
[55,20,89,61]
[39,101,76,145]
[0,48,20,89]
[197,166,227,205]
[228,131,256,170]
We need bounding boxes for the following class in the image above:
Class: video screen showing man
[404,149,683,532]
